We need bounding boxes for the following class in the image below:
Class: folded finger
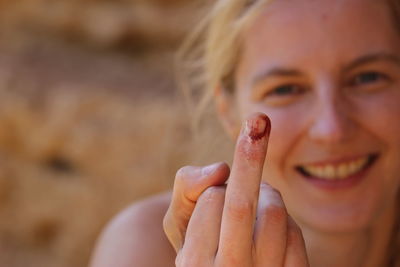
[164,162,230,251]
[177,186,226,266]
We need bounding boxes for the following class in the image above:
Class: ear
[214,84,241,140]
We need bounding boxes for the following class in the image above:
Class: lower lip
[302,163,374,191]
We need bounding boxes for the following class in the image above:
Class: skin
[89,0,400,266]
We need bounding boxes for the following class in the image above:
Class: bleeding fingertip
[244,113,271,141]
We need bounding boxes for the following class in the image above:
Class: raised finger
[164,162,230,251]
[217,113,271,264]
[177,186,226,266]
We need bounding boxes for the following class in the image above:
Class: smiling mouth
[296,154,379,180]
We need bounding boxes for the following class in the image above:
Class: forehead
[239,0,400,75]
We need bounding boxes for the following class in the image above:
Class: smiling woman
[90,0,400,266]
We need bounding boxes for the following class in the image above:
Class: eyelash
[350,71,389,86]
[267,84,305,97]
[262,71,389,99]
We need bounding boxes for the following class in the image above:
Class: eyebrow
[251,68,304,88]
[343,52,400,72]
[250,52,400,88]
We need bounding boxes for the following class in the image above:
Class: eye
[351,72,388,86]
[267,84,305,96]
[260,84,307,106]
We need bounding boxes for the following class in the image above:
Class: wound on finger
[238,113,271,163]
[244,113,271,142]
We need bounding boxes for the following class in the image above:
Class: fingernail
[201,162,220,176]
[244,113,271,141]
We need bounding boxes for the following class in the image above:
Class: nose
[308,97,355,144]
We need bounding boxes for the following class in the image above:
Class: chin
[300,210,372,234]
[290,194,394,234]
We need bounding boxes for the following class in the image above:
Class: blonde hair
[175,0,272,132]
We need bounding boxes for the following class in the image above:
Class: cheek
[353,93,400,189]
[269,113,305,172]
[354,92,400,147]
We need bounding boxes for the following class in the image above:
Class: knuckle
[262,204,287,224]
[175,166,195,183]
[215,253,242,267]
[174,166,198,196]
[162,211,185,252]
[226,197,255,221]
[162,215,178,248]
[200,186,226,202]
[162,211,173,235]
[176,251,204,267]
[163,205,182,231]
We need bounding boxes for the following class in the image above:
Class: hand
[163,113,309,266]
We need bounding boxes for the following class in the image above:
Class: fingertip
[260,182,279,197]
[244,112,271,141]
[235,113,271,166]
[201,162,226,177]
[215,161,231,179]
[200,161,230,187]
[259,183,285,208]
[260,181,272,189]
[180,162,229,202]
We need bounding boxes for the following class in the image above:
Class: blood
[247,113,271,141]
[237,113,271,163]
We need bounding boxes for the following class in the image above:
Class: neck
[300,203,397,267]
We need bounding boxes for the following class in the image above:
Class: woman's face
[232,0,400,232]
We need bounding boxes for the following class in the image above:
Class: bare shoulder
[89,191,175,267]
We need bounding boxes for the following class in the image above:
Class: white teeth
[325,165,335,179]
[337,164,348,178]
[301,157,370,180]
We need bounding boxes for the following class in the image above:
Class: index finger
[216,112,271,264]
[164,163,230,251]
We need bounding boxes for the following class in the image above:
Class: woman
[90,0,400,266]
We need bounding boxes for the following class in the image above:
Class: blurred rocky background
[0,1,233,266]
